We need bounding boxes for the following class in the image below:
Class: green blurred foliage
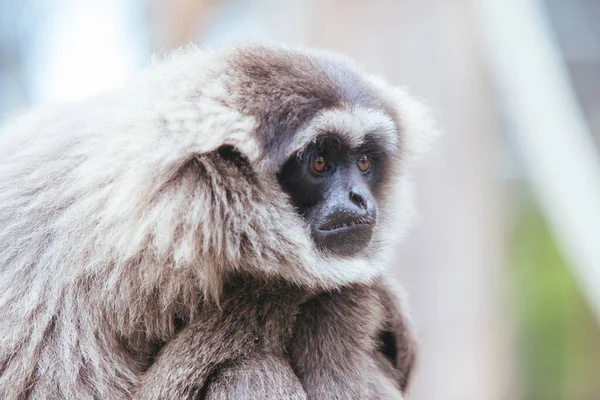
[510,197,600,400]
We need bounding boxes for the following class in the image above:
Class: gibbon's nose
[318,186,376,232]
[349,189,368,211]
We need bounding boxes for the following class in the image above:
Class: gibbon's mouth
[313,217,375,257]
[318,216,375,232]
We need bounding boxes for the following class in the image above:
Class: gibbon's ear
[368,76,441,166]
[375,281,419,393]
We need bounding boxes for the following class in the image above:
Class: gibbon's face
[278,135,386,257]
[228,46,405,263]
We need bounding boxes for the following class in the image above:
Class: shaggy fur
[135,276,415,399]
[0,43,436,399]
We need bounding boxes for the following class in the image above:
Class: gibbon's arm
[135,277,307,400]
[289,279,416,400]
[135,278,416,400]
[135,321,306,400]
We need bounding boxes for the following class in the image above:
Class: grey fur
[0,43,436,399]
[135,276,414,399]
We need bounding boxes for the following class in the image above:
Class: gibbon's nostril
[349,190,367,210]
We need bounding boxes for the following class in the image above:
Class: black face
[277,135,385,257]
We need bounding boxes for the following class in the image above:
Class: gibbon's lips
[315,215,375,257]
[318,216,375,232]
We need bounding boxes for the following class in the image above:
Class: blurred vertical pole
[476,0,600,322]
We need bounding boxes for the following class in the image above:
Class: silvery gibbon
[0,44,437,399]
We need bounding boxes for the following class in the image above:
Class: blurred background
[1,0,599,399]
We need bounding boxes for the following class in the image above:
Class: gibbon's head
[0,43,437,298]
[175,43,438,293]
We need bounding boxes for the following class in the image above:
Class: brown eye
[357,155,371,172]
[312,155,328,173]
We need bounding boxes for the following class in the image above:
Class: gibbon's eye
[312,155,328,173]
[357,154,371,172]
